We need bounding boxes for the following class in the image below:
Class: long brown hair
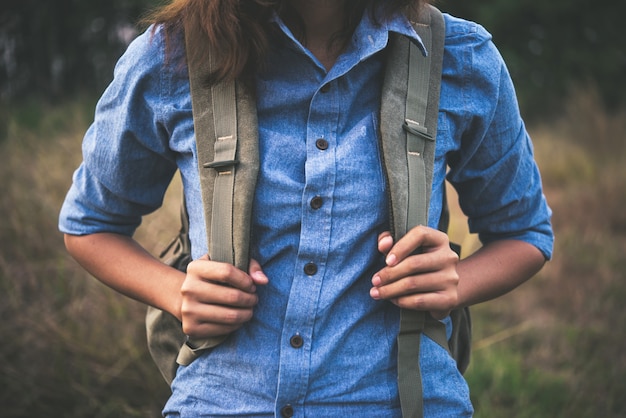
[144,0,426,84]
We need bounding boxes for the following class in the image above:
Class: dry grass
[0,97,170,417]
[464,88,626,417]
[1,87,625,417]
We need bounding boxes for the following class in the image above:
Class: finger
[389,291,458,319]
[187,258,256,293]
[181,304,254,338]
[386,226,448,267]
[248,258,269,286]
[181,278,259,308]
[371,267,458,300]
[184,302,254,326]
[373,245,459,288]
[377,231,394,255]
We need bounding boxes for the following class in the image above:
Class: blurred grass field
[1,88,625,417]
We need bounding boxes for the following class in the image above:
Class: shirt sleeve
[59,26,179,237]
[441,16,554,259]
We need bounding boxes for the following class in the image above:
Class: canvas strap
[397,6,446,418]
[203,74,238,265]
[178,21,241,364]
[185,20,259,274]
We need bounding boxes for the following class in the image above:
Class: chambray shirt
[59,8,553,418]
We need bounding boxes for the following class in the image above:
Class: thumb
[378,231,394,256]
[248,258,269,286]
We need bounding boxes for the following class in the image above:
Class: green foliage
[467,345,571,418]
[1,0,159,101]
[440,0,626,119]
[0,98,170,417]
[463,89,626,418]
[2,0,625,118]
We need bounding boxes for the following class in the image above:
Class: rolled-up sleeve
[59,26,178,237]
[441,16,554,259]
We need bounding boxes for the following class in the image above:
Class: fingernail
[251,270,267,284]
[379,235,393,248]
[386,253,396,266]
[372,275,381,286]
[370,287,380,299]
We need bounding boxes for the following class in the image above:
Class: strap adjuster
[403,119,434,141]
[204,159,239,170]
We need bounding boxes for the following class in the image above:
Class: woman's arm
[65,233,186,318]
[455,238,545,308]
[370,226,546,318]
[64,233,267,338]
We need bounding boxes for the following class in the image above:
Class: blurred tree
[440,0,625,119]
[0,0,157,102]
[1,0,624,119]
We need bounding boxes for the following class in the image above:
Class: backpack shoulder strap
[405,5,445,229]
[380,5,444,243]
[185,20,259,272]
[381,5,446,418]
[172,19,260,368]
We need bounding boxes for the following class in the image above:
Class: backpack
[146,5,471,417]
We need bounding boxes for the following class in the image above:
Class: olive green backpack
[146,5,471,418]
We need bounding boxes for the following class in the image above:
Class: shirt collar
[380,8,428,56]
[269,6,428,60]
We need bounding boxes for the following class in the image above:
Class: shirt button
[310,196,323,210]
[281,405,294,417]
[290,334,304,348]
[320,83,331,93]
[304,262,318,276]
[315,138,329,150]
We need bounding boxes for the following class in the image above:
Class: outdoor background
[1,0,625,416]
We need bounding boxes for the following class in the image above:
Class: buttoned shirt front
[59,8,553,418]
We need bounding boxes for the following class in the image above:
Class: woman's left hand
[370,225,460,319]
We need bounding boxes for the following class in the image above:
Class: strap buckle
[403,119,434,141]
[204,159,239,171]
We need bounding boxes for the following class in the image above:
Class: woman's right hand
[180,256,268,339]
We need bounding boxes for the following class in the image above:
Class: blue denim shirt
[59,9,553,418]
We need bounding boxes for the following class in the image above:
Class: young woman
[59,0,553,416]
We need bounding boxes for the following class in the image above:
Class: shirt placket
[274,78,339,418]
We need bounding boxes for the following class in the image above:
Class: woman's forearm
[64,232,185,320]
[456,239,546,308]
